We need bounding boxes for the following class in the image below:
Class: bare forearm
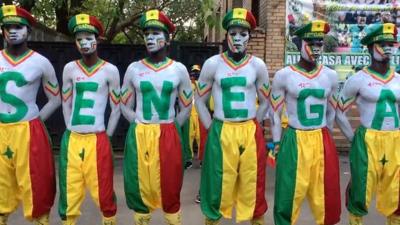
[176,105,191,126]
[107,108,121,136]
[40,97,61,121]
[195,100,212,129]
[121,105,136,123]
[256,102,268,123]
[326,107,336,132]
[62,101,72,126]
[335,111,354,141]
[271,113,283,142]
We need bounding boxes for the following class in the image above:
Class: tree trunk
[103,0,125,43]
[55,0,69,35]
[104,13,142,43]
[70,0,86,14]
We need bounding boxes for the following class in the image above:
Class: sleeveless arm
[255,59,271,123]
[175,64,193,126]
[270,70,286,143]
[40,59,61,121]
[326,70,339,132]
[335,75,359,141]
[61,64,73,126]
[106,66,121,136]
[194,58,216,129]
[120,65,136,123]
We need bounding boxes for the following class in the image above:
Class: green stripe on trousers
[274,127,298,225]
[347,126,368,216]
[200,119,223,220]
[58,130,70,220]
[123,123,149,213]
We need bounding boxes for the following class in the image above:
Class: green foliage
[202,0,217,29]
[111,32,131,44]
[167,0,204,42]
[30,0,57,28]
[15,0,206,43]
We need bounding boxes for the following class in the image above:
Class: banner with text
[286,0,400,81]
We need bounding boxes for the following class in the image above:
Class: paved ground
[9,155,385,225]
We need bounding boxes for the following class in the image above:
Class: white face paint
[144,29,167,53]
[227,27,250,53]
[300,39,323,63]
[372,42,394,62]
[4,24,28,45]
[75,32,97,55]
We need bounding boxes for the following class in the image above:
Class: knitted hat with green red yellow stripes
[139,9,176,33]
[0,5,36,27]
[68,14,104,36]
[222,8,257,30]
[361,23,398,45]
[294,20,330,40]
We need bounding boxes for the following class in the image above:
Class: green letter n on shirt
[141,81,173,120]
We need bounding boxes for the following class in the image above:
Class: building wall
[258,0,268,30]
[247,28,266,61]
[265,0,286,75]
[242,0,252,10]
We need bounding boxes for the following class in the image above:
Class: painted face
[144,28,167,53]
[3,24,28,45]
[300,39,324,63]
[75,32,97,55]
[372,42,395,62]
[227,27,250,53]
[190,71,200,81]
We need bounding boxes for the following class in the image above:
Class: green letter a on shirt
[372,89,399,129]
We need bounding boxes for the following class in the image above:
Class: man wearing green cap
[0,4,60,225]
[59,13,120,225]
[336,23,400,225]
[121,9,192,225]
[270,20,341,225]
[195,8,269,225]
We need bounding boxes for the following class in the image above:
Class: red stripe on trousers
[395,202,400,215]
[29,118,56,218]
[198,118,208,161]
[394,179,400,215]
[159,123,183,213]
[96,132,117,217]
[322,127,341,224]
[253,120,268,218]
